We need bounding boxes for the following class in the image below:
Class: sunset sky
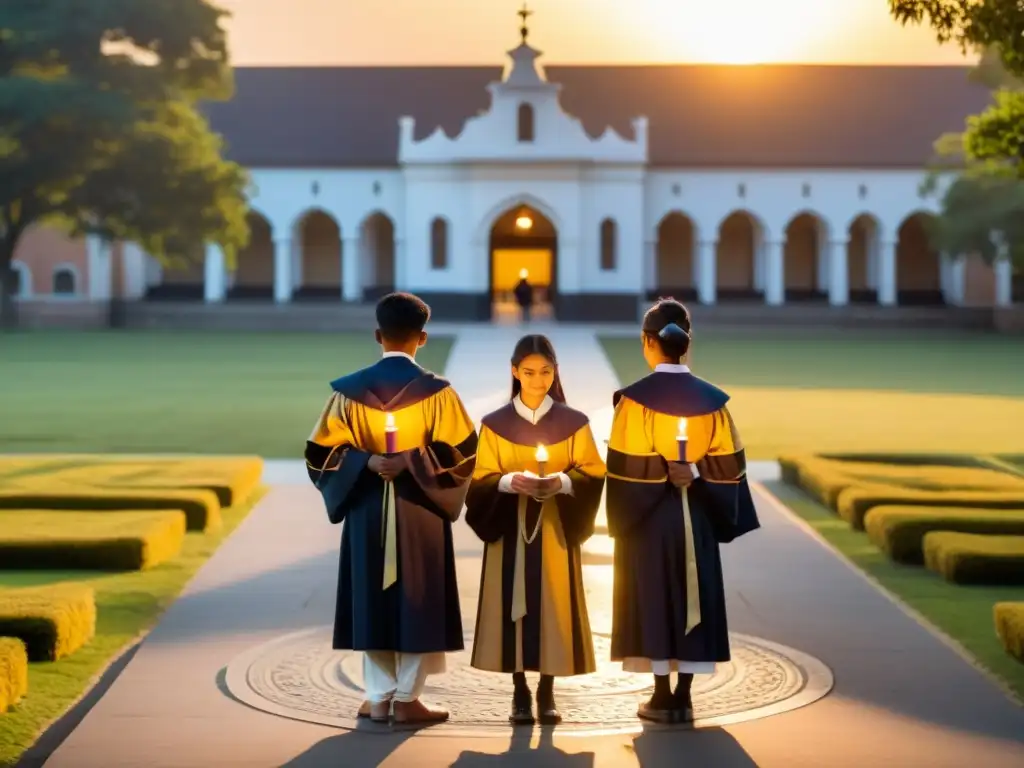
[218,0,971,66]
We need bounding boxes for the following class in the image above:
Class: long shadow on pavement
[277,725,415,767]
[451,729,593,768]
[630,726,759,767]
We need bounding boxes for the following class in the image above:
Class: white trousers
[622,657,717,675]
[362,651,446,703]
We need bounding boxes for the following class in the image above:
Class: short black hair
[376,292,431,342]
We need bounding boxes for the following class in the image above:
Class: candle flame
[535,443,548,462]
[385,412,396,430]
[678,417,688,439]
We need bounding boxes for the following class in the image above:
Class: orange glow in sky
[217,0,970,66]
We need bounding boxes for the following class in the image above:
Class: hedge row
[864,506,1024,564]
[0,638,28,713]
[924,532,1024,585]
[0,510,187,571]
[994,603,1024,663]
[0,585,96,661]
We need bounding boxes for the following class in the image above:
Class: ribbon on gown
[381,479,398,589]
[682,487,701,634]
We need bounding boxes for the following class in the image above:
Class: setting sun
[628,0,847,64]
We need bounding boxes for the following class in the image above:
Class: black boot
[673,673,694,723]
[536,674,561,725]
[638,674,675,723]
[510,672,535,725]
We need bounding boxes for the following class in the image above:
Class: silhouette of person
[514,269,534,323]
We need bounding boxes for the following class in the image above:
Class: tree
[0,0,250,328]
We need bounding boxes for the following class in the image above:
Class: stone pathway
[38,324,1024,768]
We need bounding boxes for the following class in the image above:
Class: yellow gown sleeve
[429,386,478,453]
[304,392,371,525]
[464,426,511,543]
[698,406,747,483]
[555,423,608,545]
[604,397,670,538]
[692,406,760,542]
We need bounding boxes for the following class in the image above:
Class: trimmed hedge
[0,585,96,661]
[923,532,1024,585]
[994,602,1024,664]
[837,487,1024,531]
[0,488,221,532]
[0,638,28,713]
[0,510,186,571]
[863,506,1024,564]
[779,454,1024,512]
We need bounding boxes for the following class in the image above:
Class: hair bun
[658,322,689,342]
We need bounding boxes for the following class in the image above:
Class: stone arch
[476,193,562,245]
[231,210,276,300]
[896,211,943,305]
[782,210,830,300]
[489,203,557,317]
[51,263,80,296]
[846,213,882,303]
[655,211,697,299]
[715,210,765,298]
[430,216,449,270]
[359,211,396,301]
[293,208,342,301]
[600,218,617,271]
[10,260,31,298]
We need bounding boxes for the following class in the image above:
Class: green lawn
[765,480,1024,703]
[0,331,454,457]
[600,329,1024,457]
[0,492,263,767]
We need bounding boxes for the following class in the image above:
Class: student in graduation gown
[606,298,760,724]
[465,334,607,726]
[304,292,478,726]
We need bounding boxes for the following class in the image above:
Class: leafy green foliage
[0,0,250,324]
[925,170,1024,266]
[889,1,1024,79]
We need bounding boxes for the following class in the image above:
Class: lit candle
[535,443,548,478]
[676,417,688,463]
[385,412,398,455]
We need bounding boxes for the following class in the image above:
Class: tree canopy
[0,0,250,325]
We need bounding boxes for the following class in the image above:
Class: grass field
[0,331,454,457]
[765,480,1024,701]
[600,329,1024,457]
[0,492,263,767]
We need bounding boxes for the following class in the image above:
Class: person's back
[304,291,478,724]
[513,277,533,322]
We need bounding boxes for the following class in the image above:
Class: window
[52,267,76,295]
[737,183,746,198]
[600,218,617,271]
[801,183,811,198]
[517,103,535,142]
[858,184,868,200]
[430,217,448,269]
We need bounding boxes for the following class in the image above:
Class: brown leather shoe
[393,699,449,725]
[369,700,392,722]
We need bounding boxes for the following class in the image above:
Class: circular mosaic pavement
[224,627,833,736]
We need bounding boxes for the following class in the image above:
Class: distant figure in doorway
[514,269,533,323]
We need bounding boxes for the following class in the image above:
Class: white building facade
[25,19,1009,321]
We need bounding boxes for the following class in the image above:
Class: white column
[203,244,225,303]
[697,240,717,305]
[557,239,582,294]
[342,236,361,301]
[121,243,146,299]
[878,240,897,306]
[816,229,830,294]
[643,239,657,293]
[948,255,966,306]
[828,239,849,306]
[753,242,765,293]
[86,235,111,301]
[395,237,407,290]
[273,238,292,303]
[995,258,1013,306]
[764,240,785,306]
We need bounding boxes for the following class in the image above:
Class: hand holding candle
[385,412,398,455]
[535,443,548,478]
[676,417,688,463]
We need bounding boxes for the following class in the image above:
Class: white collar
[513,394,553,425]
[382,351,416,363]
[654,363,691,374]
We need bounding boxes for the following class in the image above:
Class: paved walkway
[38,325,1024,768]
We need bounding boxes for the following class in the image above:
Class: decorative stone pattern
[225,627,834,737]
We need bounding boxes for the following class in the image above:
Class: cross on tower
[518,3,532,43]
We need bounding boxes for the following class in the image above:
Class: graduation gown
[305,355,478,654]
[605,368,759,671]
[465,398,607,676]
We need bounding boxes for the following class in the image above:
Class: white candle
[677,418,688,440]
[535,443,548,477]
[385,412,398,454]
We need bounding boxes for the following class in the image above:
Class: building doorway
[489,204,556,322]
